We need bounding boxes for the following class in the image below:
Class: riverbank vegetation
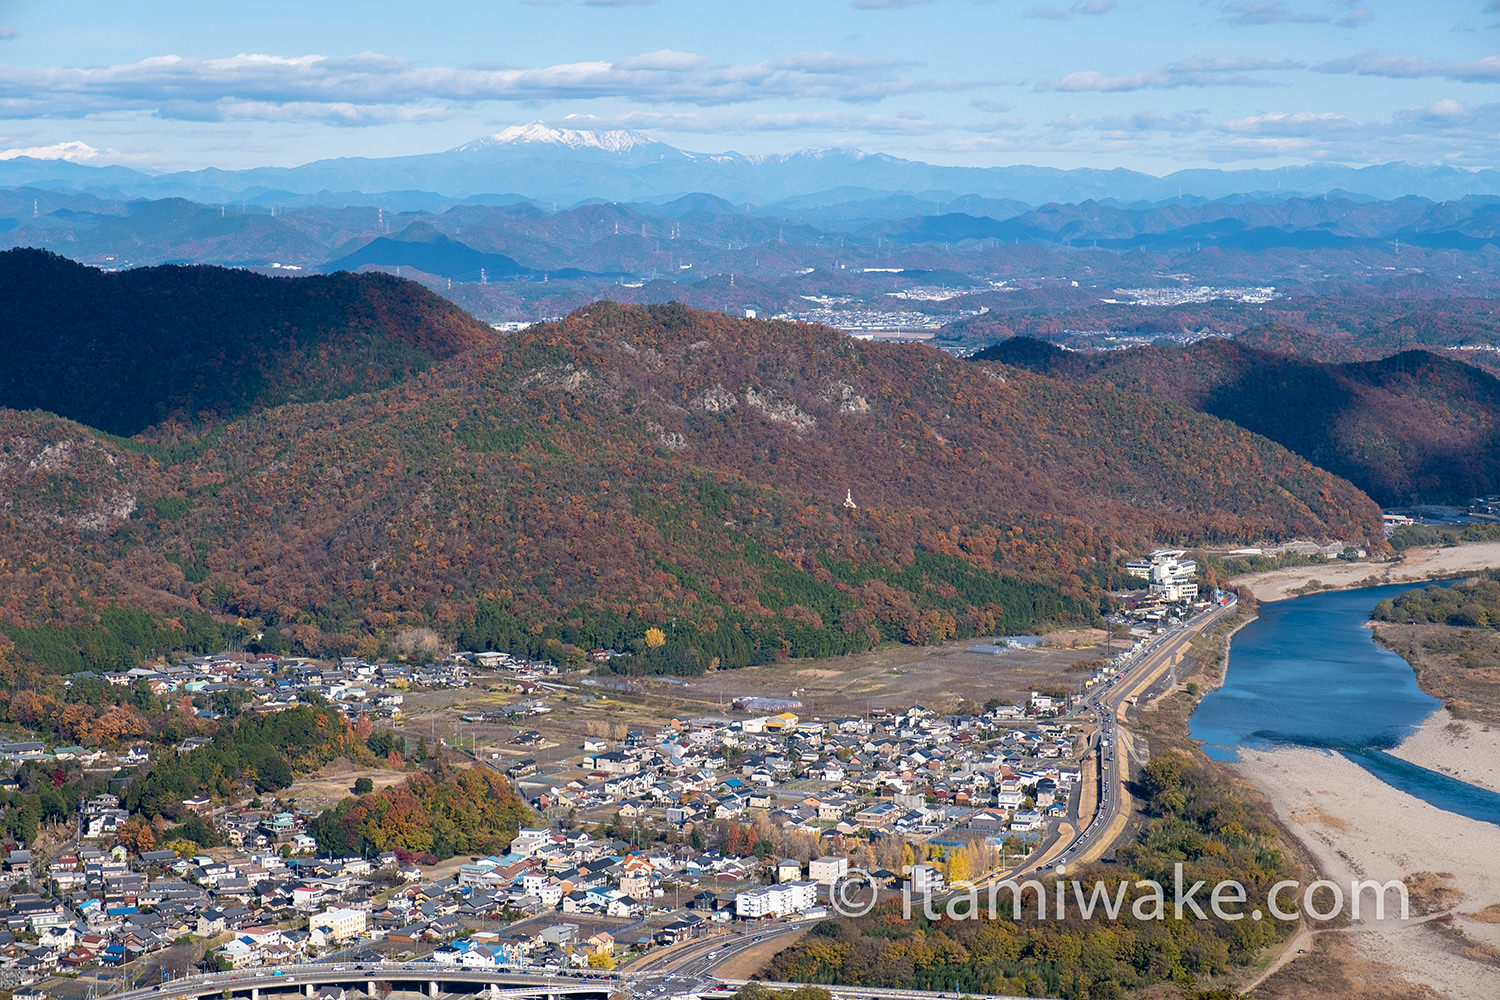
[1387,522,1500,553]
[1371,571,1500,724]
[1372,571,1500,628]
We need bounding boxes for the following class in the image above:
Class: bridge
[104,962,1041,1000]
[108,963,616,1000]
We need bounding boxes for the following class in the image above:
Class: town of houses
[38,582,1314,1000]
[0,670,1091,992]
[0,550,1228,994]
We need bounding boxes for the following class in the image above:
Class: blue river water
[1189,581,1500,827]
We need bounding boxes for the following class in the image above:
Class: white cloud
[615,50,711,72]
[1037,57,1300,91]
[734,110,940,134]
[1398,97,1470,121]
[1030,97,1500,167]
[1047,109,1211,134]
[1316,51,1500,83]
[1169,56,1304,73]
[1041,69,1170,91]
[1023,0,1114,19]
[543,108,943,137]
[1221,1,1328,25]
[1221,110,1361,135]
[213,100,453,126]
[0,49,987,123]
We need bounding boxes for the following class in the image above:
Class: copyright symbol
[830,868,878,917]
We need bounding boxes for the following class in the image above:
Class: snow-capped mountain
[3,122,1499,207]
[454,123,659,155]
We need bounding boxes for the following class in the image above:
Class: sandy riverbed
[1229,541,1500,603]
[1236,747,1500,1000]
[1389,709,1500,796]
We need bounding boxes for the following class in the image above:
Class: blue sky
[0,0,1496,174]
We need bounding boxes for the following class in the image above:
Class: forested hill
[974,336,1500,505]
[0,301,1381,670]
[0,248,498,435]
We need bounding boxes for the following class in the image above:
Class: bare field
[393,638,1101,771]
[398,682,684,772]
[666,640,1100,717]
[280,757,409,808]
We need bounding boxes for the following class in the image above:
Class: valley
[3,49,1500,999]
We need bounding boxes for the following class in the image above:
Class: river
[1189,582,1500,827]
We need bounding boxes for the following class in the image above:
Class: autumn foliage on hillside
[0,248,497,435]
[0,300,1382,671]
[977,335,1500,504]
[310,764,533,860]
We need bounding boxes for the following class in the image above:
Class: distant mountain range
[322,221,615,283]
[4,183,1497,281]
[5,123,1500,206]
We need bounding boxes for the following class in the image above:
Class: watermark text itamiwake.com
[826,865,1409,923]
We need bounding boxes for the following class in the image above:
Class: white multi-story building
[808,856,849,886]
[735,880,820,918]
[510,829,551,856]
[1125,549,1199,601]
[909,864,944,894]
[310,906,367,945]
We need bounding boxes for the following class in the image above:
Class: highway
[1045,596,1238,871]
[944,597,1239,885]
